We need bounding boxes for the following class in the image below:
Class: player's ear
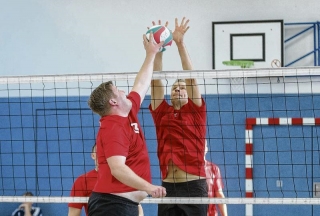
[109,99,117,106]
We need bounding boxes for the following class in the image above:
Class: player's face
[112,85,132,110]
[171,81,188,106]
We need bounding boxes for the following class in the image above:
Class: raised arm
[150,52,165,110]
[173,17,202,106]
[150,20,167,110]
[132,33,164,103]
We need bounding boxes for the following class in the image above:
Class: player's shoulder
[85,169,98,177]
[77,169,94,178]
[187,97,206,108]
[73,171,90,183]
[99,114,127,131]
[154,99,171,111]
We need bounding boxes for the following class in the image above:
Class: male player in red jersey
[68,143,98,216]
[68,143,144,216]
[149,17,208,216]
[87,32,166,216]
[205,141,228,216]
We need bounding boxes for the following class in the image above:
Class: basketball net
[230,76,247,92]
[222,60,253,93]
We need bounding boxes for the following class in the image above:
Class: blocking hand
[172,17,190,44]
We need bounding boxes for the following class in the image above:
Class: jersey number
[131,123,139,133]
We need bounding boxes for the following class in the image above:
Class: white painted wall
[0,0,319,76]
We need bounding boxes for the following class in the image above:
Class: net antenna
[222,60,254,93]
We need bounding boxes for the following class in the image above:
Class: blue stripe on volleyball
[163,33,173,46]
[145,25,172,49]
[146,25,165,43]
[153,27,165,43]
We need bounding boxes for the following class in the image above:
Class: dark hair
[174,79,186,84]
[23,192,33,196]
[92,143,96,153]
[171,79,186,90]
[88,81,115,116]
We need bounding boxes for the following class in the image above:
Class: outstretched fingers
[175,17,179,27]
[149,20,169,29]
[180,17,186,26]
[179,17,190,32]
[183,19,190,30]
[153,20,169,27]
[143,32,164,53]
[184,25,190,33]
[147,31,153,42]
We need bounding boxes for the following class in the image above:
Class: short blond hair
[88,81,115,116]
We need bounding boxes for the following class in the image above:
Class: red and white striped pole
[245,117,320,216]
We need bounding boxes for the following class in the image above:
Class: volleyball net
[1,66,320,215]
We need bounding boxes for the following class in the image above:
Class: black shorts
[88,192,139,216]
[158,179,208,216]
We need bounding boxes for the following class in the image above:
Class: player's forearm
[176,41,199,95]
[135,53,156,84]
[111,164,152,193]
[150,52,164,109]
[151,53,164,87]
[218,204,228,216]
[133,53,156,97]
[176,42,193,70]
[216,191,228,216]
[154,52,163,71]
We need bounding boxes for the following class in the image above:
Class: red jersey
[68,169,98,216]
[205,161,224,216]
[93,91,151,193]
[149,98,207,179]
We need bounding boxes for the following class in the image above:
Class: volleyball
[146,25,173,52]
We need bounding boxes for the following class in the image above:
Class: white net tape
[1,66,320,84]
[2,196,320,205]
